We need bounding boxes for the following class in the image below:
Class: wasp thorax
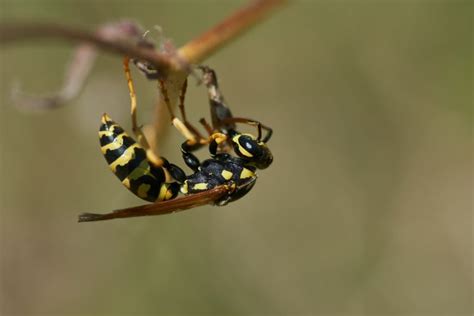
[232,134,273,169]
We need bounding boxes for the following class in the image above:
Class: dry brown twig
[0,0,287,218]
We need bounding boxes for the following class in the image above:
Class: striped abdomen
[99,113,179,202]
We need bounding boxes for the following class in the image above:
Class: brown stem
[178,0,288,64]
[0,22,177,76]
[0,1,288,76]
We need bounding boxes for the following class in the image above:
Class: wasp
[78,61,272,222]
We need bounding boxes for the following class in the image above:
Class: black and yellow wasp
[78,61,273,222]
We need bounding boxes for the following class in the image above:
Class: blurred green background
[0,1,472,315]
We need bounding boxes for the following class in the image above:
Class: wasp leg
[216,176,257,206]
[159,157,186,184]
[220,117,273,143]
[177,79,213,150]
[198,117,214,136]
[198,65,235,132]
[123,57,147,147]
[159,79,209,152]
[177,79,206,140]
[208,133,228,157]
[177,142,202,196]
[198,66,273,142]
[180,145,201,172]
[123,57,163,167]
[158,79,175,122]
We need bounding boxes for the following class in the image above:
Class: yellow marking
[137,183,151,199]
[172,117,196,142]
[163,168,173,183]
[221,170,233,180]
[100,114,123,133]
[125,159,153,181]
[238,145,253,157]
[242,133,256,139]
[99,124,123,138]
[193,183,208,191]
[240,168,255,179]
[158,184,169,201]
[146,150,164,168]
[181,181,189,194]
[157,184,175,201]
[122,178,130,189]
[211,132,227,144]
[101,113,112,124]
[99,130,114,137]
[165,188,174,200]
[108,144,140,172]
[232,135,253,158]
[100,133,127,154]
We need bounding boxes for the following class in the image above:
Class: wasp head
[231,133,273,169]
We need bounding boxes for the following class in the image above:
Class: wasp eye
[232,135,258,158]
[243,139,255,151]
[231,134,273,169]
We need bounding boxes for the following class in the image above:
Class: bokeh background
[1,1,472,315]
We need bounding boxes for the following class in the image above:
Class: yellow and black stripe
[99,113,179,202]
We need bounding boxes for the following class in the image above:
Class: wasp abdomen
[99,114,179,202]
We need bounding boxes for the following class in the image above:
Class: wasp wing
[78,185,229,222]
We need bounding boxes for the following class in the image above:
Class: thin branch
[0,0,288,76]
[0,22,177,75]
[12,43,97,110]
[178,0,288,64]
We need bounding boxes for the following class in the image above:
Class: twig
[12,43,97,110]
[0,0,288,75]
[0,22,177,75]
[178,0,287,64]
